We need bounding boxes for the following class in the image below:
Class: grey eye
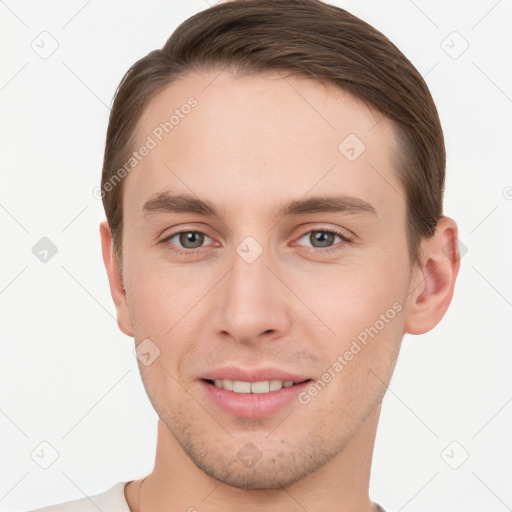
[310,231,335,247]
[298,230,341,248]
[177,231,206,249]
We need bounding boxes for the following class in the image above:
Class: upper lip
[201,367,310,383]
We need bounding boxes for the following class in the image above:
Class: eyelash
[160,227,353,256]
[299,229,353,252]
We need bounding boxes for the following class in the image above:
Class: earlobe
[404,216,461,335]
[99,220,134,337]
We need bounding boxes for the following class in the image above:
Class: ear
[404,216,461,335]
[99,220,134,337]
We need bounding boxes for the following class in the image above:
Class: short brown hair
[101,0,445,271]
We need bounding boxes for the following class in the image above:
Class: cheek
[289,262,407,392]
[295,259,407,339]
[124,256,216,346]
[298,266,406,406]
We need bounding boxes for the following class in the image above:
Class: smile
[206,378,308,394]
[200,378,312,418]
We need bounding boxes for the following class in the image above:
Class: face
[114,69,415,488]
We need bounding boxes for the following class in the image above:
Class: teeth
[269,379,283,391]
[233,380,251,393]
[250,380,270,393]
[211,379,298,393]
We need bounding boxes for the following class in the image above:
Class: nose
[212,241,292,344]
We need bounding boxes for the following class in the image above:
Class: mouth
[199,376,313,418]
[202,378,311,394]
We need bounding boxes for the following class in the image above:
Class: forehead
[124,68,403,222]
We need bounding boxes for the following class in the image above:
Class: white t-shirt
[28,481,132,512]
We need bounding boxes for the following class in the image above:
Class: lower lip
[199,380,311,418]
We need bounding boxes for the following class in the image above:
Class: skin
[100,69,460,511]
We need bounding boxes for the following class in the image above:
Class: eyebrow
[141,191,377,221]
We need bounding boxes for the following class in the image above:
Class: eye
[160,227,353,256]
[296,228,352,252]
[161,230,214,253]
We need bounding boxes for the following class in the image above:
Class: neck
[127,404,381,512]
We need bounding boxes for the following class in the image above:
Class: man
[32,0,460,510]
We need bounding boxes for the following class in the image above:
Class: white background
[0,1,511,511]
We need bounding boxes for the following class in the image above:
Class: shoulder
[27,481,131,512]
